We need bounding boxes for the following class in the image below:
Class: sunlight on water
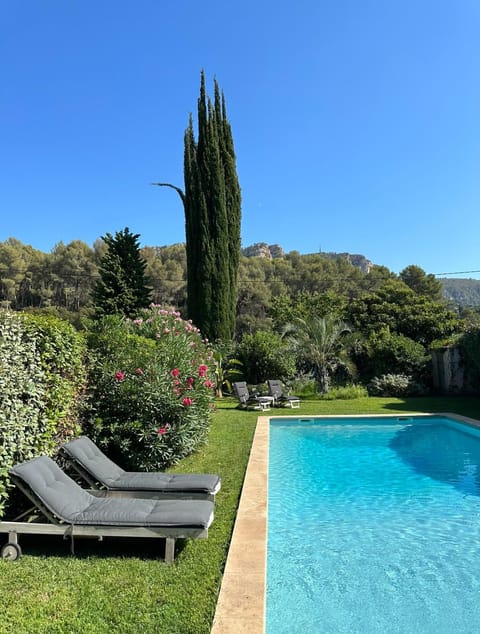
[267,417,480,634]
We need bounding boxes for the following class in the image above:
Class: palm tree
[282,314,351,393]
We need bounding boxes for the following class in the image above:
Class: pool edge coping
[210,411,480,633]
[211,415,269,634]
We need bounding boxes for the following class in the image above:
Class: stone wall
[431,346,464,394]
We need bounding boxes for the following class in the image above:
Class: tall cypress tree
[154,72,241,341]
[92,227,151,318]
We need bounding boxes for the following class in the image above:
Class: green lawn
[1,396,480,634]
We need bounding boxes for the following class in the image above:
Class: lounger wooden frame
[0,475,211,563]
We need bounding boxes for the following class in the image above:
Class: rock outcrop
[242,243,286,259]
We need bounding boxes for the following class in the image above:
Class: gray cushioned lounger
[61,436,221,500]
[1,456,214,562]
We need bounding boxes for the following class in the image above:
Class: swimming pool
[267,415,480,634]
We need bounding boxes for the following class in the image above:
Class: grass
[1,396,480,633]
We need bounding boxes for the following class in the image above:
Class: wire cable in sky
[434,270,480,277]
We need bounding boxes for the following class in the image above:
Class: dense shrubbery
[354,330,430,384]
[84,306,215,470]
[235,330,296,385]
[0,311,86,516]
[22,313,87,445]
[0,312,47,515]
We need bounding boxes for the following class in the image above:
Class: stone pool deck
[211,415,269,634]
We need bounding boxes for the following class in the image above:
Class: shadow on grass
[5,532,185,562]
[380,396,480,418]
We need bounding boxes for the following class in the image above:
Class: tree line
[2,234,473,330]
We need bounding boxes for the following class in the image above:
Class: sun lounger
[232,381,273,411]
[267,379,301,408]
[0,456,214,563]
[60,436,221,501]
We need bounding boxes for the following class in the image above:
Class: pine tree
[92,227,151,318]
[154,72,241,341]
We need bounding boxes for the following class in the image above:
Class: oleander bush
[84,306,215,470]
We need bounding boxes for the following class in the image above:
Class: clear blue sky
[1,0,479,277]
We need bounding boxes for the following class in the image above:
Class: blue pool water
[267,416,480,634]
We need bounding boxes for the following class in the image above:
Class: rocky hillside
[241,243,373,272]
[440,278,480,307]
[241,243,480,307]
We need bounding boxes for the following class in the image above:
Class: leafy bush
[210,341,243,397]
[84,306,215,470]
[288,372,318,397]
[22,313,87,446]
[0,312,48,516]
[235,330,296,385]
[319,384,369,400]
[367,373,423,397]
[0,311,88,517]
[355,330,429,383]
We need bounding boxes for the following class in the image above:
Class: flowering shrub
[368,373,414,397]
[85,306,215,470]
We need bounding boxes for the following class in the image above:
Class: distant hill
[241,243,373,273]
[241,244,480,307]
[440,278,480,307]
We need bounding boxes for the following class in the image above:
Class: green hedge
[0,311,87,517]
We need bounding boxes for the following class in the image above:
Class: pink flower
[135,368,143,376]
[198,364,208,377]
[164,328,170,334]
[187,376,195,385]
[182,397,193,407]
[204,380,213,389]
[171,368,180,378]
[115,370,125,381]
[157,425,169,436]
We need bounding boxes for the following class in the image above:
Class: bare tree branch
[151,182,185,205]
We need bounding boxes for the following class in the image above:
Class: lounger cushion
[267,380,300,403]
[10,456,214,528]
[63,436,124,487]
[62,436,221,494]
[112,472,221,493]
